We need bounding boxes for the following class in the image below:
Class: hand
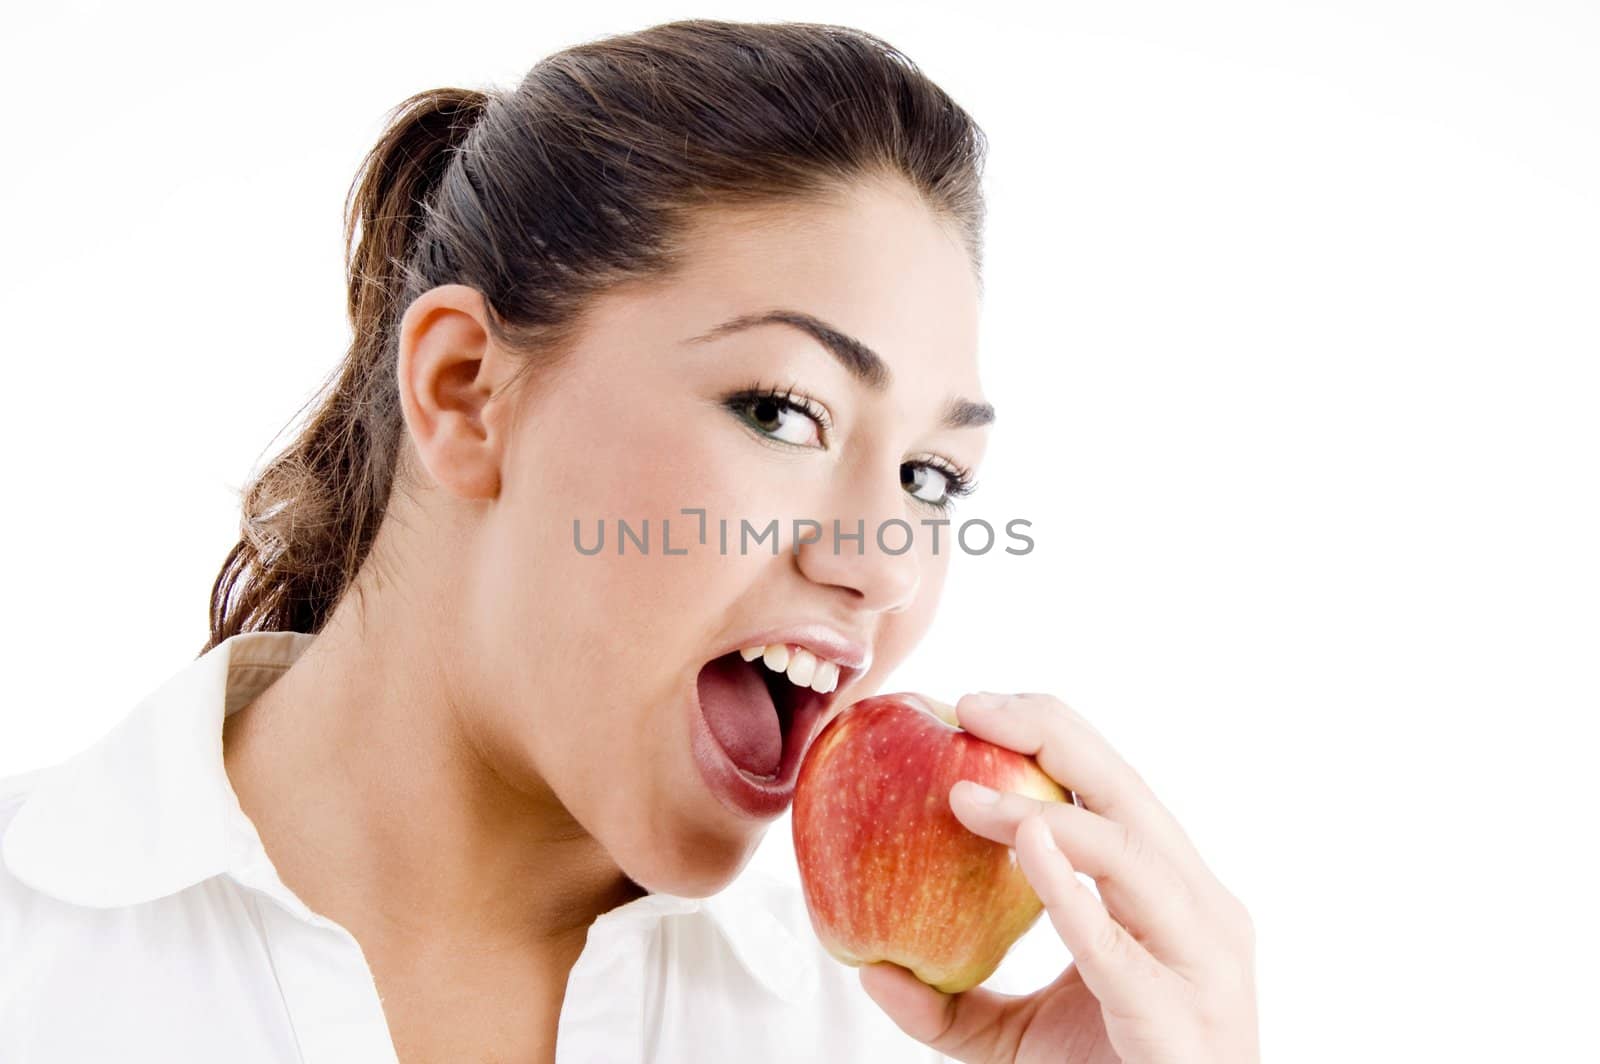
[857,692,1259,1064]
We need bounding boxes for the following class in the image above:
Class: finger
[857,959,1027,1064]
[1013,812,1192,1025]
[955,692,1210,887]
[949,780,1214,969]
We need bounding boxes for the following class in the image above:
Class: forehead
[618,179,984,392]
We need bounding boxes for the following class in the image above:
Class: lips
[686,622,869,819]
[688,648,853,819]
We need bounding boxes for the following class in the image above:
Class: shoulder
[0,752,93,903]
[0,764,54,935]
[0,763,281,1060]
[0,759,58,813]
[0,767,58,1030]
[0,761,87,970]
[0,759,152,993]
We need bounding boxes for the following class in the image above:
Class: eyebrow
[684,309,996,430]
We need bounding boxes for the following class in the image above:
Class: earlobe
[394,284,505,501]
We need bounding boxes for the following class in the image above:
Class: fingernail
[963,692,1006,712]
[959,781,1000,804]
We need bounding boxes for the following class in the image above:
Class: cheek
[524,385,790,528]
[898,542,950,646]
[485,398,779,674]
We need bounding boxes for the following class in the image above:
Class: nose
[794,470,921,613]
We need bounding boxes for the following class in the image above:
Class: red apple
[791,692,1070,994]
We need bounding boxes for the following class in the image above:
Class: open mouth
[694,650,845,784]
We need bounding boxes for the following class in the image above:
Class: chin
[624,821,764,899]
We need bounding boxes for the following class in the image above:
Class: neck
[221,584,647,966]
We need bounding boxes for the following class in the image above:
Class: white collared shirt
[0,630,948,1063]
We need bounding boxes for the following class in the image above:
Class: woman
[0,18,1258,1064]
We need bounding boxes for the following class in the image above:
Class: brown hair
[201,18,988,656]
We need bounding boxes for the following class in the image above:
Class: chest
[367,951,574,1064]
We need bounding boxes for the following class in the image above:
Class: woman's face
[427,177,989,897]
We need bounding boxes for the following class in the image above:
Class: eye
[721,381,978,513]
[901,457,977,513]
[723,383,830,448]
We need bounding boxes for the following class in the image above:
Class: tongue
[696,654,783,777]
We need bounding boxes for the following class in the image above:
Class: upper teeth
[737,643,841,695]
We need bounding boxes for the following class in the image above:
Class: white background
[2,1,1595,1060]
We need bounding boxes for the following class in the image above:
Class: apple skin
[791,692,1069,994]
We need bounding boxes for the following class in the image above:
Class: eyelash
[721,380,979,513]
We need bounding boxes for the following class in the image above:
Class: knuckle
[1222,889,1256,948]
[1192,963,1256,1042]
[1085,914,1125,966]
[1202,890,1258,989]
[1022,691,1089,727]
[1173,972,1205,1016]
[1031,691,1078,720]
[1116,821,1151,871]
[998,790,1035,819]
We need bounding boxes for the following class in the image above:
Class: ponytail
[201,87,491,654]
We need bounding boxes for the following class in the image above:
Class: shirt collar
[1,629,819,1003]
[584,868,821,1003]
[696,870,822,1003]
[2,629,314,909]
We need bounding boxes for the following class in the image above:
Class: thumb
[857,961,1019,1062]
[859,961,951,1042]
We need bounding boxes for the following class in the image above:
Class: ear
[395,284,515,500]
